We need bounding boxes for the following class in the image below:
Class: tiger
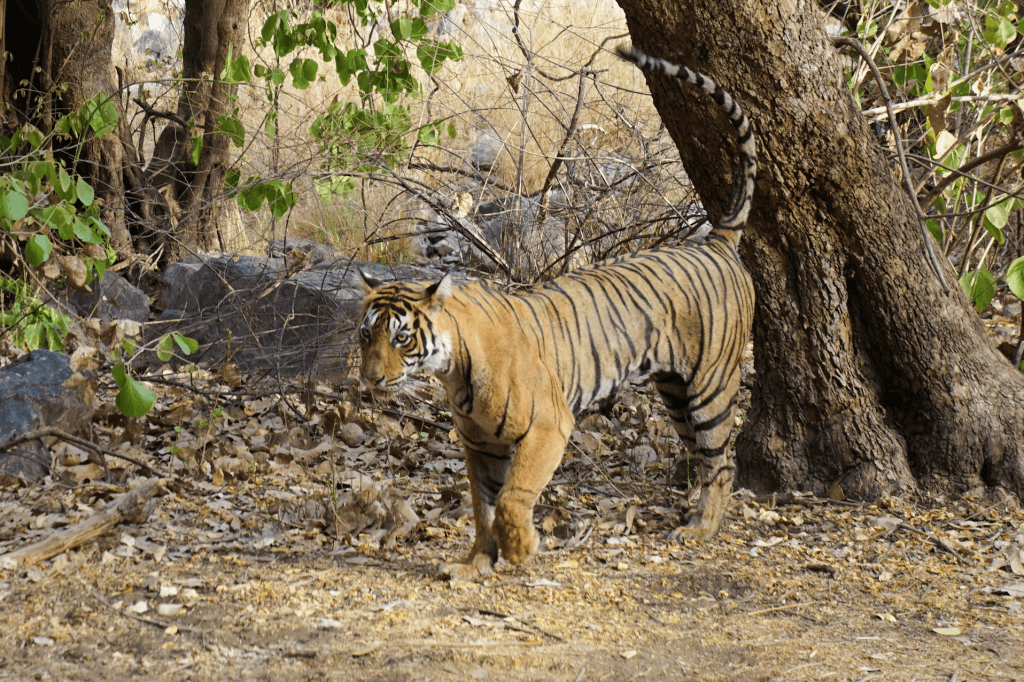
[357,45,756,581]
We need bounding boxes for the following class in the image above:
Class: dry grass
[117,0,682,275]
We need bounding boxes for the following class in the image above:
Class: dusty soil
[3,459,1023,681]
[2,327,1024,681]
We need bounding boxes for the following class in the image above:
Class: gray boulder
[0,350,95,482]
[67,270,151,323]
[152,255,445,377]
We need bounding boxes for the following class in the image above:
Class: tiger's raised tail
[616,45,756,247]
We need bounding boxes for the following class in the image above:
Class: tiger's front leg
[492,421,570,566]
[440,446,511,581]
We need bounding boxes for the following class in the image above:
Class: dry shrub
[118,0,696,276]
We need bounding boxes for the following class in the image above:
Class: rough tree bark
[148,0,248,262]
[16,0,136,256]
[3,0,247,263]
[614,0,1024,503]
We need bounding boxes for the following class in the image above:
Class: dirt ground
[2,463,1023,681]
[2,335,1024,681]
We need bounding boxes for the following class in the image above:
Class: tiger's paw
[667,523,711,543]
[494,506,539,566]
[667,514,722,543]
[439,554,495,582]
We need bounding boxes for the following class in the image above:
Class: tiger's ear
[423,273,452,314]
[359,270,383,293]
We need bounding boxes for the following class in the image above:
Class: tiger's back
[521,241,752,417]
[358,46,756,580]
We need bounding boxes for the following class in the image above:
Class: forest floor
[1,322,1023,681]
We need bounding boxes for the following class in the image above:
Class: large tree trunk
[148,0,248,262]
[5,0,248,264]
[615,0,1024,502]
[40,0,135,256]
[3,0,186,260]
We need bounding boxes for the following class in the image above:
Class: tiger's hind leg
[655,370,739,541]
[440,445,512,581]
[653,375,700,489]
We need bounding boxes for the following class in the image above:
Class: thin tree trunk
[614,0,1024,502]
[149,0,248,261]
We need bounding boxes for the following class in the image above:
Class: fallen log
[0,477,168,568]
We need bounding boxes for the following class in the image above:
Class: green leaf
[113,362,156,418]
[266,182,295,218]
[447,122,457,139]
[302,58,318,84]
[261,11,285,44]
[959,267,997,313]
[25,235,53,266]
[391,16,413,41]
[54,114,73,137]
[88,217,110,240]
[69,216,108,245]
[22,323,44,351]
[984,15,1017,49]
[289,58,318,88]
[73,217,94,243]
[29,161,55,186]
[76,177,95,206]
[86,255,109,284]
[0,189,29,222]
[55,167,76,203]
[374,39,403,59]
[420,0,455,17]
[172,333,198,355]
[417,125,437,145]
[33,204,73,239]
[226,52,251,84]
[983,201,1009,244]
[410,18,429,40]
[416,39,462,74]
[240,185,266,211]
[85,94,118,138]
[214,115,245,147]
[925,218,943,243]
[190,134,204,165]
[336,49,367,86]
[157,334,174,361]
[1006,257,1024,301]
[264,112,277,143]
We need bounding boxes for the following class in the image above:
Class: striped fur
[357,46,755,581]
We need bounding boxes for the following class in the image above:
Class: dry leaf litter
[0,322,1023,681]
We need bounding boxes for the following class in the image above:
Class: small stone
[431,241,457,257]
[156,603,184,617]
[127,600,149,614]
[339,423,365,448]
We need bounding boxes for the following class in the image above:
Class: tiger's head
[357,271,453,396]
